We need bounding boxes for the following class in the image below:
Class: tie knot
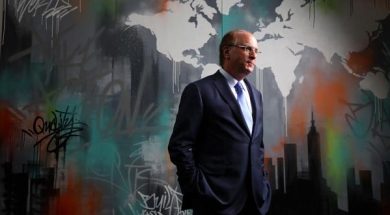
[234,82,243,95]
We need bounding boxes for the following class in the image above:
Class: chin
[246,67,254,73]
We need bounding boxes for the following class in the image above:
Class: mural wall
[0,0,389,214]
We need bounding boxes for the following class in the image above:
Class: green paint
[0,63,45,105]
[86,116,118,172]
[89,0,119,17]
[156,95,172,148]
[54,95,84,115]
[221,10,251,36]
[220,0,274,37]
[324,120,350,193]
[316,0,343,13]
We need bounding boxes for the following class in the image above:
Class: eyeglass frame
[227,44,261,54]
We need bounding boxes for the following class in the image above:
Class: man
[168,29,271,215]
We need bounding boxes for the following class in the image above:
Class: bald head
[219,30,256,65]
[219,30,259,80]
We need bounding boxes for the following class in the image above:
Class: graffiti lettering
[137,185,191,215]
[15,0,79,36]
[343,92,390,159]
[16,0,79,22]
[344,100,373,138]
[23,106,87,153]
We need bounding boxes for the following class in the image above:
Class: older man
[168,29,271,215]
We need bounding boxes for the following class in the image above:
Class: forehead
[234,31,258,46]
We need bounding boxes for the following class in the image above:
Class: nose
[249,51,256,59]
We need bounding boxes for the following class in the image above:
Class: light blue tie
[234,82,253,133]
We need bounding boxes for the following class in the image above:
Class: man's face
[225,32,259,80]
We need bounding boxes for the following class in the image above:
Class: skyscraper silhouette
[265,157,276,192]
[284,143,297,192]
[308,111,322,182]
[277,157,285,193]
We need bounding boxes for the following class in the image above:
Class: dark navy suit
[168,71,271,215]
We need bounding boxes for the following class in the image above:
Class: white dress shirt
[219,69,253,114]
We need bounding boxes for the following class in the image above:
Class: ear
[223,47,230,59]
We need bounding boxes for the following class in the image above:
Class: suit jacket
[168,71,271,214]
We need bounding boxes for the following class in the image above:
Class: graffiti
[137,185,189,215]
[15,0,79,22]
[344,91,390,159]
[22,105,87,153]
[14,0,79,36]
[2,0,390,214]
[83,135,187,214]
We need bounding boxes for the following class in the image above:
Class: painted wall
[0,0,389,214]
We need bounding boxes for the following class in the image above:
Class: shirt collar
[219,68,249,92]
[219,68,239,88]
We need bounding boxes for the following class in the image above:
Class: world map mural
[0,0,389,214]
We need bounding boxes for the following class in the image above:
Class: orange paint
[159,0,169,12]
[288,105,308,142]
[0,106,14,143]
[313,71,349,118]
[287,72,312,142]
[346,47,375,76]
[51,168,102,215]
[0,103,21,144]
[287,66,355,143]
[272,137,286,154]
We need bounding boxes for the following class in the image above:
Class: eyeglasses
[228,44,261,54]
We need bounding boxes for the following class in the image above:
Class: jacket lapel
[212,71,252,136]
[244,79,261,137]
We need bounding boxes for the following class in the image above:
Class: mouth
[246,62,255,67]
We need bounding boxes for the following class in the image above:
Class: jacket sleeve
[168,83,203,195]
